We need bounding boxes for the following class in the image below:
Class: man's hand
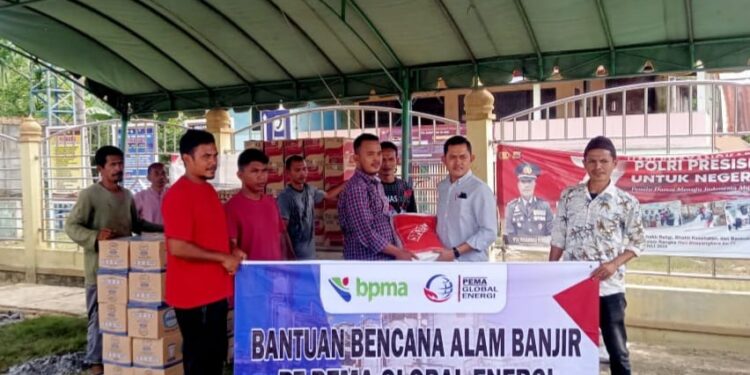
[97,228,114,241]
[394,249,417,261]
[232,248,248,261]
[221,253,242,275]
[591,261,618,280]
[433,249,456,262]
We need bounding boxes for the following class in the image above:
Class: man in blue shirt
[277,155,346,260]
[435,136,498,262]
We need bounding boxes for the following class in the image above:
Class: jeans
[175,299,228,375]
[601,293,631,375]
[84,285,102,365]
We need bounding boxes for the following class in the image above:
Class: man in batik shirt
[549,136,645,375]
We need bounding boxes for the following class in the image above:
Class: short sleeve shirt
[225,193,285,260]
[162,177,231,309]
[276,185,325,260]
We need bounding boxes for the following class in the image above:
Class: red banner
[497,144,750,257]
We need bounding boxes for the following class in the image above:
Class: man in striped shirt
[338,134,414,261]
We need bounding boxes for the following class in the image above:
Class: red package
[393,214,445,253]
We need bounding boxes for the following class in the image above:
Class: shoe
[90,364,104,375]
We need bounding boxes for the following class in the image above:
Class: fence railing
[235,105,462,214]
[494,79,750,281]
[40,119,188,247]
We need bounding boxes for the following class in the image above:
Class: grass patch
[0,315,87,373]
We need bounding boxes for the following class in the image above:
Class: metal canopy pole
[401,69,412,182]
[119,111,129,151]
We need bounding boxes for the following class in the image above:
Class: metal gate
[0,120,22,247]
[232,105,462,214]
[41,119,188,248]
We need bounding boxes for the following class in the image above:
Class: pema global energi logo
[423,274,453,303]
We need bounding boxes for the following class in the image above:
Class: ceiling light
[548,66,563,80]
[595,65,608,77]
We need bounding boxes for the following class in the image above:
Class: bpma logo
[328,277,351,302]
[424,274,453,303]
[329,276,409,302]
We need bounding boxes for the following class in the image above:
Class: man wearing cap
[504,162,554,239]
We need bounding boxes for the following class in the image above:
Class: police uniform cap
[515,162,540,180]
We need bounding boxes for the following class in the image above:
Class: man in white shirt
[435,136,498,262]
[549,136,645,375]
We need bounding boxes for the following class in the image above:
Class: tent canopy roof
[2,0,750,114]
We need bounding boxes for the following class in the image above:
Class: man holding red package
[434,136,498,262]
[338,134,414,261]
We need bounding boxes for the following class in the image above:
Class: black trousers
[601,293,631,375]
[175,299,228,375]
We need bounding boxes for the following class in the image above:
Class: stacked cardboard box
[242,137,355,248]
[322,138,355,246]
[99,239,130,373]
[99,236,184,375]
[263,140,285,197]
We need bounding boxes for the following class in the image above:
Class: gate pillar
[19,116,43,283]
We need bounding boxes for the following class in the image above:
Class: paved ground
[601,341,750,374]
[0,283,85,317]
[0,283,747,374]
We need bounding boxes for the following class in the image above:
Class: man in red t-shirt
[225,148,292,260]
[162,130,246,375]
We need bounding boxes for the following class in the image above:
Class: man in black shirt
[379,141,417,213]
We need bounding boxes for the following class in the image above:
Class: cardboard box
[324,164,354,191]
[268,154,285,181]
[303,139,325,155]
[129,238,166,272]
[266,181,285,198]
[324,209,340,232]
[99,302,128,334]
[132,363,184,375]
[244,140,264,150]
[306,154,325,175]
[128,272,166,305]
[97,272,128,304]
[283,140,304,157]
[99,239,130,271]
[104,363,134,375]
[314,208,325,235]
[227,309,234,334]
[263,140,284,156]
[132,333,183,368]
[128,305,179,339]
[307,178,324,191]
[314,234,325,246]
[324,231,344,247]
[324,138,355,167]
[103,333,132,365]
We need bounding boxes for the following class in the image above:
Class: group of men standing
[66,128,642,375]
[337,133,498,262]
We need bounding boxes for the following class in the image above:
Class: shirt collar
[450,170,473,186]
[587,180,617,200]
[354,169,380,185]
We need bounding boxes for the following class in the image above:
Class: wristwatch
[452,247,461,259]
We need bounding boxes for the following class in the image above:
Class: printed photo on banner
[497,144,750,258]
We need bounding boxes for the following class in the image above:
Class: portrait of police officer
[505,162,554,238]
